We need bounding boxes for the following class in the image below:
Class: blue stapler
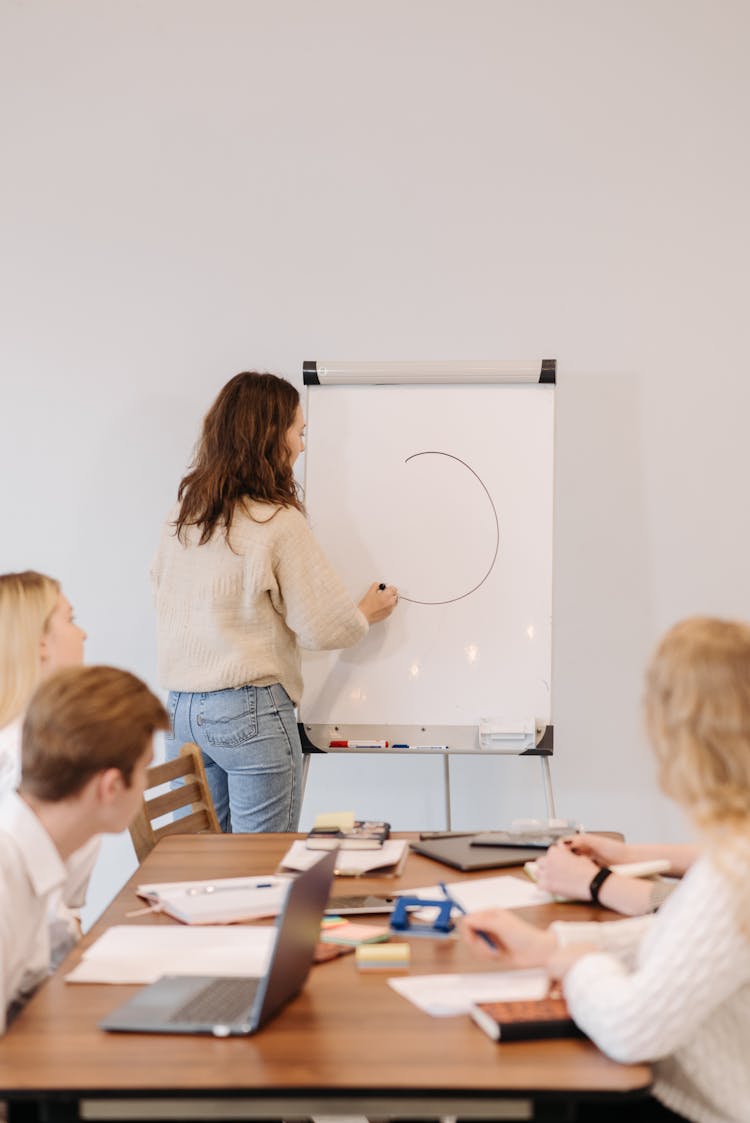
[389,896,455,937]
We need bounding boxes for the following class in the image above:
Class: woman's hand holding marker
[359,582,398,624]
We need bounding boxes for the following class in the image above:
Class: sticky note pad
[320,922,390,947]
[355,942,410,970]
[313,811,356,831]
[320,916,347,930]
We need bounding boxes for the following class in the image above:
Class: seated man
[0,665,168,1031]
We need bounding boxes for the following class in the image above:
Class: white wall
[2,0,748,927]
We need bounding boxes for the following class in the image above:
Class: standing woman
[152,371,398,833]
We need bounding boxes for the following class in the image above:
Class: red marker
[329,740,389,748]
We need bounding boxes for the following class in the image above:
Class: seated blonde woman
[462,617,750,1123]
[0,571,95,960]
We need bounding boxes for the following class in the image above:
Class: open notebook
[100,848,337,1037]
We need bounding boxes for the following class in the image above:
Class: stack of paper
[66,925,275,984]
[389,968,551,1017]
[396,873,552,920]
[281,839,408,877]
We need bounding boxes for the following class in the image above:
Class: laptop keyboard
[166,977,260,1025]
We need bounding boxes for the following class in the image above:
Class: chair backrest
[129,742,221,862]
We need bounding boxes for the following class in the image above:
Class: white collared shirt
[0,792,68,1032]
[0,717,22,802]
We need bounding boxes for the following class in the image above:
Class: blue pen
[439,882,497,951]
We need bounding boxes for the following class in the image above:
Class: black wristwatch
[588,866,613,905]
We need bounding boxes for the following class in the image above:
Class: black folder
[409,836,543,871]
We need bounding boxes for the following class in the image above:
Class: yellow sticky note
[355,942,410,969]
[313,811,356,831]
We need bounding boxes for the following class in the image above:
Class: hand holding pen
[358,582,398,624]
[458,907,557,968]
[439,882,497,952]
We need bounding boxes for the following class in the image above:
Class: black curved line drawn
[399,451,500,606]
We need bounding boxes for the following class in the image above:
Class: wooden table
[0,833,652,1121]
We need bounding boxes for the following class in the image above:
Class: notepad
[396,873,551,918]
[319,921,390,946]
[65,925,275,984]
[313,811,356,831]
[389,968,550,1017]
[136,876,291,924]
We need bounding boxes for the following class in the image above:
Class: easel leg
[443,755,452,830]
[540,756,556,819]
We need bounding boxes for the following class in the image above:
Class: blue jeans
[165,683,302,833]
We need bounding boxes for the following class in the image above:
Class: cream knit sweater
[151,502,368,703]
[552,855,750,1123]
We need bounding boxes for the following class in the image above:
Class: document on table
[136,875,291,924]
[389,968,550,1017]
[65,925,275,984]
[280,838,408,876]
[397,873,552,918]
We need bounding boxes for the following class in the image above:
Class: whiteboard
[300,381,554,750]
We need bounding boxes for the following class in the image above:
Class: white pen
[185,880,276,896]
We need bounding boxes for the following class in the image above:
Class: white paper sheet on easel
[389,968,550,1016]
[65,925,275,984]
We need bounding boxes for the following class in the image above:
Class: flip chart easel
[299,359,556,828]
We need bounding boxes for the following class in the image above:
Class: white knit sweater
[551,855,750,1123]
[151,502,368,703]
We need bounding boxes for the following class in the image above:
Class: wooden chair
[129,742,221,862]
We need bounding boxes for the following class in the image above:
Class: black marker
[378,583,386,590]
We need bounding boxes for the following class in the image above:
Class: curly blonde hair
[0,571,60,727]
[645,616,750,930]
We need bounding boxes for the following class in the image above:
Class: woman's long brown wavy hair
[175,372,304,544]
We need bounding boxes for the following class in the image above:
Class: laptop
[409,835,543,871]
[100,848,337,1037]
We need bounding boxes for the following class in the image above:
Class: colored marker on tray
[329,740,389,748]
[391,744,449,750]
